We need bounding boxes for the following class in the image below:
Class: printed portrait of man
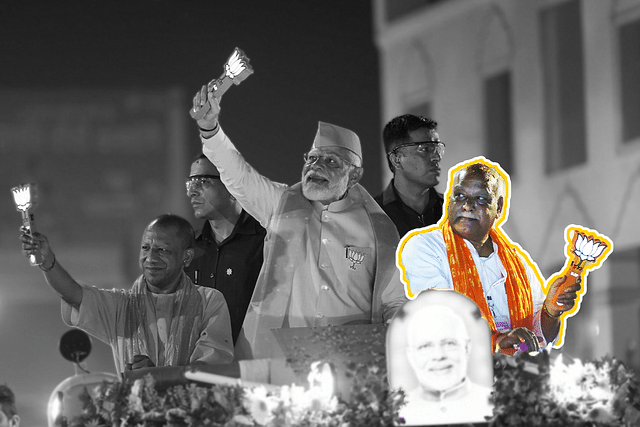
[387,289,494,425]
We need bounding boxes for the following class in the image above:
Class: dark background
[0,3,383,425]
[0,0,383,190]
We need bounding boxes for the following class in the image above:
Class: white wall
[375,0,640,362]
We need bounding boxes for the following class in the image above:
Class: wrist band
[199,123,219,134]
[544,304,562,318]
[39,254,56,272]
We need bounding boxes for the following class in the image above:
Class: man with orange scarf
[398,160,580,354]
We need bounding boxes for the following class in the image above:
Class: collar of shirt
[381,179,443,215]
[415,377,471,402]
[310,191,356,213]
[198,210,262,245]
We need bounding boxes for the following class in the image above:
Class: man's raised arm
[191,86,287,227]
[20,230,83,307]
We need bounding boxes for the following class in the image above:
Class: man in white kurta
[191,88,406,359]
[398,159,582,354]
[401,228,547,346]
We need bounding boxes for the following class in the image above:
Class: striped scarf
[121,273,203,370]
[442,221,533,353]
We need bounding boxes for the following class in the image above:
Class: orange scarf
[442,221,533,353]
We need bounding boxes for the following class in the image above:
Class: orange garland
[442,221,534,354]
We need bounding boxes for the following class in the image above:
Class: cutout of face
[406,306,470,392]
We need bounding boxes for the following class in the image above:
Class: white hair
[453,163,506,201]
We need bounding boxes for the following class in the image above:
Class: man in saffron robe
[399,159,581,353]
[21,214,234,373]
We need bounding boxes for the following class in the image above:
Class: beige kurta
[62,274,234,373]
[202,128,407,359]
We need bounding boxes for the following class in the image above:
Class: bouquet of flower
[59,366,404,427]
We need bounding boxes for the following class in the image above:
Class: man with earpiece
[184,154,266,345]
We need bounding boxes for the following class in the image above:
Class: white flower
[127,379,145,413]
[243,386,279,426]
[550,355,616,415]
[307,361,334,406]
[232,414,256,426]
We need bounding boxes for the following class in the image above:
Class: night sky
[1,2,382,424]
[1,0,382,190]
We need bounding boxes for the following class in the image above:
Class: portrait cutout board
[387,289,494,426]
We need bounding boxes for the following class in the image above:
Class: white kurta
[201,128,407,359]
[400,228,547,345]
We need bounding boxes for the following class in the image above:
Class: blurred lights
[48,391,63,424]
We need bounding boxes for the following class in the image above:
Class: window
[619,18,640,143]
[384,0,447,23]
[400,43,434,121]
[484,72,514,175]
[479,5,514,176]
[407,102,432,121]
[539,0,587,173]
[608,247,640,372]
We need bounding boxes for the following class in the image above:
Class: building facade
[374,0,640,366]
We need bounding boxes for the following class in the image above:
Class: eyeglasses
[185,174,221,192]
[389,140,445,158]
[303,152,352,169]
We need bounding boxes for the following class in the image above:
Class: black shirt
[184,210,266,344]
[374,180,444,238]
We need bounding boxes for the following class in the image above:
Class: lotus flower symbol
[346,247,365,271]
[549,225,613,316]
[191,47,253,121]
[572,233,607,264]
[225,49,249,79]
[12,185,33,211]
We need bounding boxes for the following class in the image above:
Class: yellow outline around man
[397,156,585,354]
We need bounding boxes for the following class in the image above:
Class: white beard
[302,173,350,204]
